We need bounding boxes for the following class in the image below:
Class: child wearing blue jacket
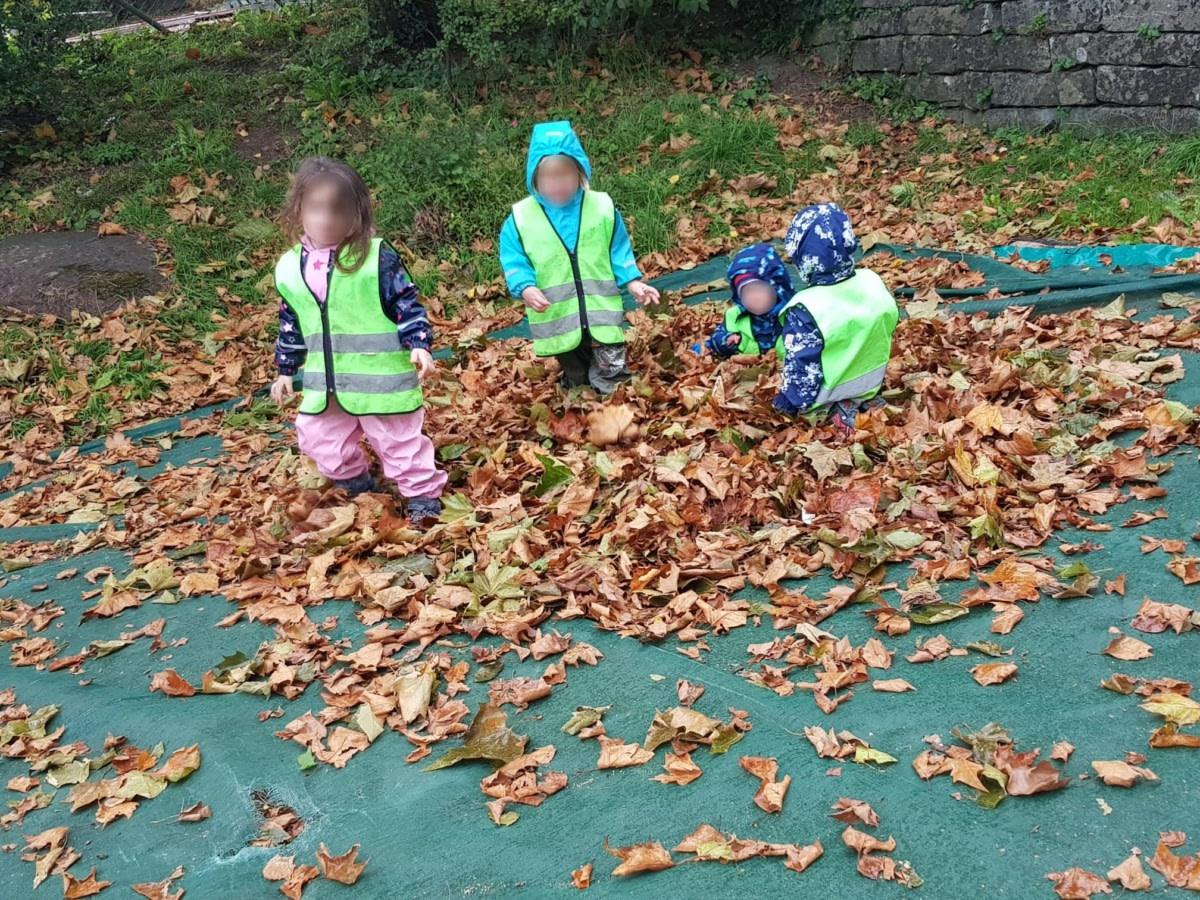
[498,121,659,393]
[702,206,898,431]
[704,243,793,357]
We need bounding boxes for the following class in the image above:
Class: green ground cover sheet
[0,246,1197,898]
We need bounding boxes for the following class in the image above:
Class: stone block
[856,0,970,7]
[910,72,990,107]
[955,106,1063,130]
[1050,31,1200,68]
[1095,64,1200,106]
[988,69,1096,105]
[1000,0,1105,33]
[855,8,904,38]
[1101,0,1200,32]
[851,36,909,73]
[904,33,1052,73]
[1061,105,1200,132]
[899,3,1002,36]
[912,68,1095,109]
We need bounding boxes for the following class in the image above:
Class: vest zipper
[534,195,590,336]
[321,262,336,400]
[567,249,587,331]
[319,297,334,404]
[300,252,336,408]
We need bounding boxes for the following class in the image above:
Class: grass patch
[2,2,1199,450]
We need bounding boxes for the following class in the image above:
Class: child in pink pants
[270,157,447,522]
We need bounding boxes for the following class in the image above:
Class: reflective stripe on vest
[273,237,424,416]
[778,269,898,409]
[511,190,624,356]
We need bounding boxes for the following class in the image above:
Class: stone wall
[810,0,1200,132]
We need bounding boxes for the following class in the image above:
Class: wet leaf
[426,703,527,771]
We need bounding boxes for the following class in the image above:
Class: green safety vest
[722,306,782,356]
[777,269,898,408]
[511,190,625,356]
[274,237,424,416]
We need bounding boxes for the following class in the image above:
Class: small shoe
[334,473,376,496]
[407,496,442,524]
[830,401,858,437]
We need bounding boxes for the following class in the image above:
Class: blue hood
[525,121,592,195]
[726,243,794,315]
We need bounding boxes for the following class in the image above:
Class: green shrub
[0,0,97,115]
[366,0,836,72]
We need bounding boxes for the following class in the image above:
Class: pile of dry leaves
[2,267,1199,894]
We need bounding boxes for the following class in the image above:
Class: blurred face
[535,155,582,205]
[739,280,777,316]
[300,178,352,248]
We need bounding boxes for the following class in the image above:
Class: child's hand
[521,286,550,312]
[725,333,741,347]
[411,348,436,381]
[628,280,660,306]
[270,375,295,405]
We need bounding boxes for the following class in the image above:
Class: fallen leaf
[1051,741,1075,763]
[1046,867,1113,899]
[316,843,366,885]
[597,736,654,769]
[178,802,211,822]
[830,797,879,828]
[971,662,1018,686]
[62,868,111,898]
[872,678,915,693]
[738,755,790,813]
[605,840,674,877]
[131,866,185,900]
[1149,835,1200,889]
[1106,852,1151,891]
[1102,634,1154,661]
[1091,759,1158,787]
[651,751,703,786]
[571,862,593,889]
[149,669,196,698]
[426,703,527,770]
[587,405,638,447]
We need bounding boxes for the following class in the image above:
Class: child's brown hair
[280,156,373,273]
